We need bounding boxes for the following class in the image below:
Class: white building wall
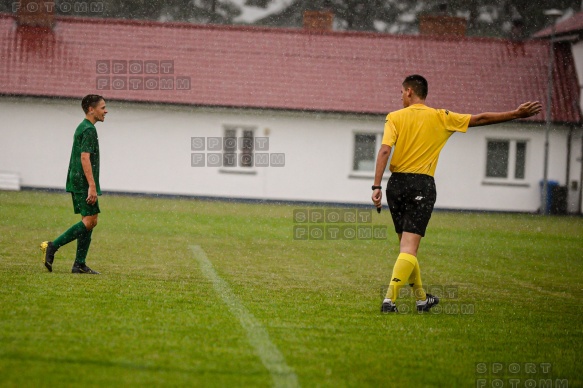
[566,128,583,213]
[437,122,570,212]
[0,97,575,213]
[561,40,583,214]
[571,41,583,109]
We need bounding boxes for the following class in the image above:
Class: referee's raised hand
[516,101,542,118]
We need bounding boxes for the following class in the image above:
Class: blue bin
[539,180,559,213]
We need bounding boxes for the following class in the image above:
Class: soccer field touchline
[190,245,299,388]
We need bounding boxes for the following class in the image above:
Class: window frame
[482,138,529,186]
[349,131,387,179]
[219,125,258,175]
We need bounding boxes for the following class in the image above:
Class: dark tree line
[0,0,242,24]
[254,0,581,37]
[1,0,580,37]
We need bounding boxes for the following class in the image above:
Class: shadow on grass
[0,352,263,376]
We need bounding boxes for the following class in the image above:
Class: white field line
[190,245,299,388]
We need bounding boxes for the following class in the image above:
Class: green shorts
[71,192,100,216]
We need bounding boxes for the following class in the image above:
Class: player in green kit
[40,95,107,274]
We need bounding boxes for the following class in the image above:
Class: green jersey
[66,119,101,195]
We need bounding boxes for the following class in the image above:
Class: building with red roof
[533,11,583,40]
[0,12,580,121]
[533,11,583,214]
[0,10,582,213]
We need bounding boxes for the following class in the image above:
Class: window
[222,126,255,170]
[515,141,526,179]
[240,129,254,167]
[485,139,527,183]
[223,128,237,167]
[485,141,509,178]
[352,132,384,174]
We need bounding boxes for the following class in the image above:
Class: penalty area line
[190,245,299,388]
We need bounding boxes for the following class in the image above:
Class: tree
[4,0,580,36]
[254,0,581,37]
[3,0,242,24]
[253,0,411,31]
[442,0,580,37]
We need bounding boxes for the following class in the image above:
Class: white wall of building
[0,97,579,213]
[571,41,583,109]
[561,39,583,213]
[566,128,583,213]
[437,121,576,212]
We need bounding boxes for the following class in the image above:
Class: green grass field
[0,190,581,387]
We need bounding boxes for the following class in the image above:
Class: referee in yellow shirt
[372,75,542,313]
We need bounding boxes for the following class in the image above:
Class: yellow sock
[385,253,417,301]
[408,260,427,301]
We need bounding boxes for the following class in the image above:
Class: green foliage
[446,0,581,37]
[3,0,580,36]
[0,0,11,13]
[256,0,581,37]
[0,191,581,386]
[3,0,242,24]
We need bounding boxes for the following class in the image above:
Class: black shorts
[386,173,437,237]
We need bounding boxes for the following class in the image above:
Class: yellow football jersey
[382,104,471,177]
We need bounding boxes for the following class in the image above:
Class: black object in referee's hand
[372,185,382,214]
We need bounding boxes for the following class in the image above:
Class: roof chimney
[419,4,466,38]
[419,14,467,37]
[303,10,334,32]
[16,0,55,29]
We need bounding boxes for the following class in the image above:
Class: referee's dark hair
[81,94,104,113]
[402,75,428,100]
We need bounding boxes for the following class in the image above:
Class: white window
[352,132,384,176]
[484,139,527,183]
[220,125,256,174]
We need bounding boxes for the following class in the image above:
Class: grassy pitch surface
[0,191,581,386]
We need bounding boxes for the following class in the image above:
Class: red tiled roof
[533,12,583,38]
[0,13,580,123]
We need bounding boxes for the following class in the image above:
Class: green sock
[53,222,88,250]
[75,229,92,265]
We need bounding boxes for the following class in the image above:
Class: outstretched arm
[469,101,542,127]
